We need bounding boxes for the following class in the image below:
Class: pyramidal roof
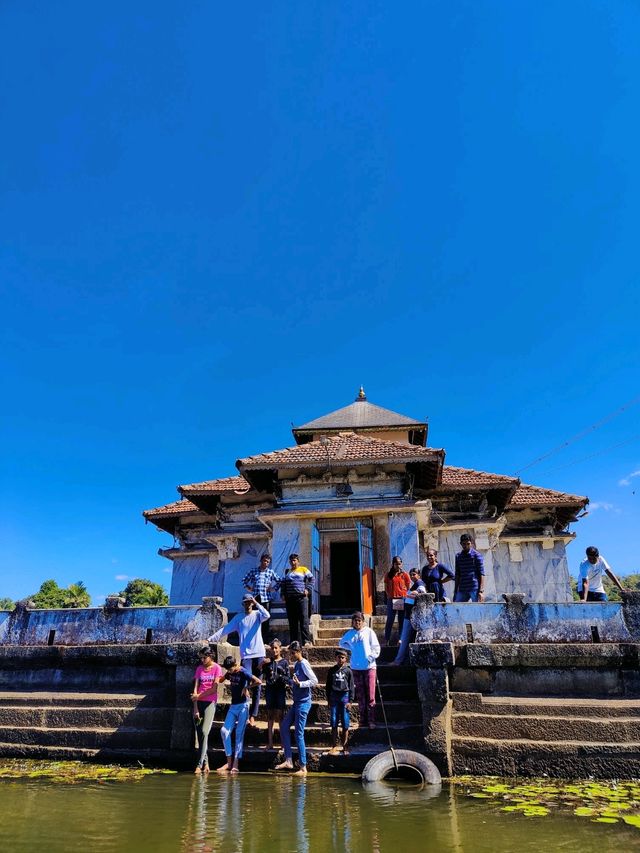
[294,387,426,434]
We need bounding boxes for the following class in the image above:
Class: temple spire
[356,385,367,401]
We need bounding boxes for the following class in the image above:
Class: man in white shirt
[208,594,270,725]
[578,546,624,602]
[339,612,380,729]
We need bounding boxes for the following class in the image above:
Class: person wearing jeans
[217,656,262,775]
[453,534,485,602]
[383,556,411,645]
[208,594,270,726]
[339,612,380,729]
[392,569,427,666]
[275,641,318,776]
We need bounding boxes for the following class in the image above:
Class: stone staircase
[450,692,640,778]
[203,616,426,772]
[0,689,177,763]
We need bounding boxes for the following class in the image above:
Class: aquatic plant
[452,775,640,828]
[0,759,176,785]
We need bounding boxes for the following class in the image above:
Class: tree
[29,579,91,609]
[118,578,169,607]
[0,598,14,611]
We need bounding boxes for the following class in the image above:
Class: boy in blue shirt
[325,649,355,755]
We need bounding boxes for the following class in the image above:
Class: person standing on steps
[281,554,314,646]
[208,594,270,726]
[421,548,454,602]
[191,646,225,774]
[242,554,282,640]
[392,568,427,666]
[453,534,485,602]
[325,648,355,755]
[384,556,411,645]
[275,641,318,776]
[579,545,625,602]
[339,612,380,729]
[260,638,289,750]
[217,656,262,775]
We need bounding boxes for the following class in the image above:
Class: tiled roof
[143,498,201,519]
[237,432,443,470]
[179,475,252,496]
[440,466,519,489]
[295,398,425,431]
[508,483,588,508]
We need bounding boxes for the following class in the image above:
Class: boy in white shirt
[578,546,624,602]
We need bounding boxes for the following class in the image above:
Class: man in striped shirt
[243,555,282,639]
[454,534,485,602]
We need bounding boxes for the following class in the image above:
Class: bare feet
[274,760,293,771]
[194,766,202,775]
[292,767,308,776]
[248,716,256,727]
[230,767,239,775]
[343,746,350,756]
[328,746,340,755]
[203,763,210,775]
[216,764,230,775]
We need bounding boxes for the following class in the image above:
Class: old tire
[361,750,442,785]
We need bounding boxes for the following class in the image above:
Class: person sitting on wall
[217,655,262,774]
[421,548,454,602]
[391,568,427,666]
[454,534,485,602]
[242,554,282,640]
[579,546,625,602]
[274,641,318,776]
[383,555,411,646]
[281,554,314,646]
[339,612,380,729]
[208,594,270,727]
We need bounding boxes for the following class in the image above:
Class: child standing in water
[217,656,262,775]
[191,646,225,774]
[275,641,318,776]
[261,639,289,750]
[325,649,354,755]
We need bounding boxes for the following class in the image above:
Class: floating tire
[361,750,442,785]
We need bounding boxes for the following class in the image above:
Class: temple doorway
[328,541,361,613]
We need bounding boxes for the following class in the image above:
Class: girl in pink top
[191,646,224,774]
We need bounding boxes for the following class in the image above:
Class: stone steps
[452,711,640,743]
[206,699,422,725]
[0,706,175,728]
[452,734,640,779]
[0,690,166,708]
[453,692,640,718]
[0,724,171,750]
[450,692,640,779]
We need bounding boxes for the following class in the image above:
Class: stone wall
[0,598,227,646]
[411,592,640,644]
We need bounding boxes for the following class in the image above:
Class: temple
[143,389,588,612]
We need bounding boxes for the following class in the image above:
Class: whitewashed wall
[388,512,420,570]
[492,541,572,602]
[170,553,218,605]
[220,538,270,612]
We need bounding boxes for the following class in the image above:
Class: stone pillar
[411,641,454,777]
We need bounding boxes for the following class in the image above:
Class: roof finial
[356,385,366,401]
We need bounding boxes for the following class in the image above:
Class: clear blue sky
[1,1,639,603]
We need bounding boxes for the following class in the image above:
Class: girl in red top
[384,556,411,645]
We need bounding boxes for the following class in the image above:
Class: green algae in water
[452,776,640,829]
[0,759,176,785]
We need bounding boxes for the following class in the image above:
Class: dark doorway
[329,541,361,613]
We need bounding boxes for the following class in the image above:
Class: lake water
[1,771,638,852]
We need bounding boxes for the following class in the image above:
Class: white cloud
[114,574,130,581]
[162,568,172,574]
[619,469,640,487]
[589,502,621,514]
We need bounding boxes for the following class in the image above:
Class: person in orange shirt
[383,556,411,645]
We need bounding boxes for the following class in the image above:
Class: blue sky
[1,1,639,603]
